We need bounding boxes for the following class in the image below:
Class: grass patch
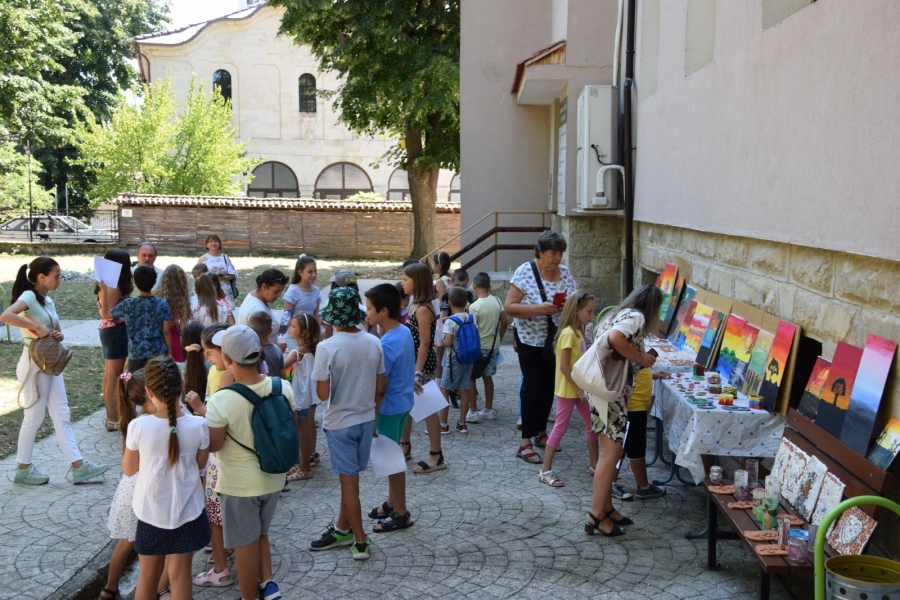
[0,342,105,460]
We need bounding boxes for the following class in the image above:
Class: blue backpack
[449,314,482,364]
[223,378,300,474]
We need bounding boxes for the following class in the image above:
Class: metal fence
[0,209,119,241]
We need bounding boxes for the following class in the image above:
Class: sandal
[399,441,411,461]
[309,452,321,467]
[413,450,448,474]
[532,433,549,448]
[584,511,625,537]
[607,509,634,526]
[99,588,122,600]
[286,469,312,482]
[193,566,234,587]
[156,588,170,600]
[105,420,118,432]
[372,511,414,533]
[538,469,564,487]
[368,501,393,519]
[516,444,541,464]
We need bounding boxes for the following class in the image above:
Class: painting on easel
[839,335,897,456]
[815,342,864,439]
[758,320,797,413]
[797,357,831,421]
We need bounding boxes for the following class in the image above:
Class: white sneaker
[465,410,481,423]
[479,408,496,420]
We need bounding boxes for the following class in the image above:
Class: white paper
[496,351,505,366]
[93,255,123,288]
[369,435,407,478]
[410,380,448,422]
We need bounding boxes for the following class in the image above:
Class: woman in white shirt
[198,234,238,304]
[236,269,288,345]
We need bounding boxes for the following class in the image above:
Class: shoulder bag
[471,297,503,380]
[528,260,557,364]
[18,302,73,409]
[224,254,240,299]
[571,317,628,427]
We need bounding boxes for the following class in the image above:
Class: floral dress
[405,302,437,383]
[108,472,139,541]
[589,308,646,443]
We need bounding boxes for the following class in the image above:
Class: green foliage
[73,77,260,204]
[346,191,384,203]
[0,142,55,212]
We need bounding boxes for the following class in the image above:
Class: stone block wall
[554,214,624,309]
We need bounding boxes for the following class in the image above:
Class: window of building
[247,161,299,198]
[387,168,410,201]
[449,174,461,203]
[213,69,232,102]
[298,74,317,113]
[314,162,373,199]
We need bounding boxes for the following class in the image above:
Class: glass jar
[787,537,808,562]
[734,469,749,500]
[709,466,723,485]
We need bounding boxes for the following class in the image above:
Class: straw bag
[571,336,623,426]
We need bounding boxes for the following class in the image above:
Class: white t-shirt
[126,413,209,529]
[236,293,277,344]
[312,331,385,431]
[291,351,318,411]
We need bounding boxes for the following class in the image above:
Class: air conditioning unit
[576,85,619,210]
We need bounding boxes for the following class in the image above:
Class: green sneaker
[351,539,371,560]
[309,525,354,551]
[71,459,109,484]
[14,464,49,485]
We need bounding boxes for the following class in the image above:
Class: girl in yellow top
[538,291,597,487]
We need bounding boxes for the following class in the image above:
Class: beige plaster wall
[634,0,900,261]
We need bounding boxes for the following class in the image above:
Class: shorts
[623,410,648,460]
[127,357,150,373]
[295,408,310,419]
[99,322,128,360]
[376,411,410,443]
[474,348,499,378]
[324,421,375,476]
[219,491,280,549]
[134,510,211,556]
[440,357,473,391]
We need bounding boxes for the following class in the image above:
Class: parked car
[0,214,117,243]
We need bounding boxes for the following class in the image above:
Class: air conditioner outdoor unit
[576,85,619,210]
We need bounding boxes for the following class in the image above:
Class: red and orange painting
[815,342,865,438]
[715,314,747,381]
[797,356,831,420]
[684,303,713,357]
[840,335,898,455]
[657,264,678,320]
[758,320,797,412]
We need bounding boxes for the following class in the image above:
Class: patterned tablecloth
[646,338,697,374]
[650,378,786,483]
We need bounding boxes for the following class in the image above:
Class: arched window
[247,161,299,198]
[298,74,317,113]
[449,174,461,203]
[314,162,373,200]
[213,69,232,102]
[387,168,410,201]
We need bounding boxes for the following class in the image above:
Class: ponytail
[117,370,147,451]
[11,257,58,306]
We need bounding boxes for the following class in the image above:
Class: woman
[96,248,134,431]
[585,284,660,536]
[236,268,288,345]
[198,234,238,304]
[1,257,109,485]
[190,273,234,327]
[504,231,577,464]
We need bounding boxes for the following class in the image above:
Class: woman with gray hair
[504,231,578,464]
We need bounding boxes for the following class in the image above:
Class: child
[468,272,507,421]
[431,252,452,298]
[395,281,411,325]
[181,322,207,411]
[364,284,416,532]
[538,291,598,488]
[309,287,385,560]
[123,356,210,600]
[611,366,670,501]
[248,311,284,378]
[100,265,172,373]
[191,263,209,279]
[440,287,478,434]
[439,268,475,319]
[281,254,321,351]
[439,269,474,412]
[283,312,322,482]
[157,265,191,363]
[191,273,234,326]
[206,325,292,600]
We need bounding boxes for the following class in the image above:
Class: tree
[271,0,460,257]
[73,77,260,204]
[0,142,55,212]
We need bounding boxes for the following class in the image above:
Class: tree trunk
[405,126,439,258]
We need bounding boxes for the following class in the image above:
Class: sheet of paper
[93,255,123,288]
[369,435,407,478]
[410,380,448,422]
[496,351,505,366]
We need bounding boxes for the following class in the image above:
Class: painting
[667,285,696,341]
[684,303,712,358]
[729,323,760,391]
[866,417,900,470]
[741,329,775,396]
[840,335,897,455]
[715,314,747,383]
[795,456,828,520]
[781,447,810,506]
[811,472,846,527]
[828,507,877,556]
[657,264,678,321]
[758,321,798,413]
[768,438,797,489]
[672,300,698,349]
[797,357,832,421]
[815,342,865,439]
[696,309,727,369]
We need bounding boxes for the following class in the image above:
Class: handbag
[529,260,558,364]
[472,297,502,380]
[571,332,625,427]
[18,303,73,409]
[224,254,240,299]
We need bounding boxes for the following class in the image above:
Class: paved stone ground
[1,319,815,599]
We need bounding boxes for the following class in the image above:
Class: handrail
[420,211,551,264]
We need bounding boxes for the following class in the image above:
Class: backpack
[222,378,300,474]
[448,314,481,365]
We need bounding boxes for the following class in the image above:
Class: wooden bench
[706,408,895,600]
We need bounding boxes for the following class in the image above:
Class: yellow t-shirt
[627,368,653,412]
[206,366,226,399]
[555,326,586,398]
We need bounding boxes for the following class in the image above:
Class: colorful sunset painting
[696,309,726,368]
[867,417,900,470]
[758,320,797,412]
[662,276,685,333]
[667,284,695,341]
[797,357,831,421]
[684,303,713,358]
[741,329,775,396]
[729,323,760,389]
[657,264,678,320]
[673,300,698,349]
[815,342,865,439]
[715,314,747,382]
[840,335,897,455]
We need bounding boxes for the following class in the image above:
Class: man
[131,241,164,292]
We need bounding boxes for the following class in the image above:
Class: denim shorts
[324,421,375,476]
[440,357,473,391]
[99,322,128,360]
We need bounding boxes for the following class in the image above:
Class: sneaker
[465,410,481,423]
[13,464,49,485]
[351,539,371,560]
[309,525,354,551]
[258,580,282,600]
[479,408,496,420]
[439,424,450,435]
[611,483,634,501]
[71,459,109,484]
[635,484,667,500]
[193,567,234,587]
[455,422,468,434]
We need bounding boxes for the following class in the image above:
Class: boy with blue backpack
[441,287,481,433]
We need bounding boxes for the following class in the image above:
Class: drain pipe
[622,0,637,294]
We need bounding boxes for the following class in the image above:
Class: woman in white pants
[1,257,109,485]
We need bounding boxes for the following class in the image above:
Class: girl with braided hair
[123,356,211,600]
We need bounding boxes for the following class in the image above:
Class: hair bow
[119,372,132,382]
